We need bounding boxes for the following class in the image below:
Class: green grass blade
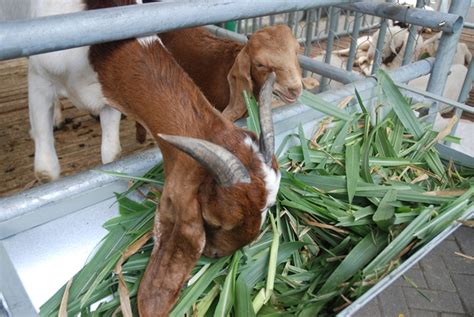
[364,207,434,275]
[214,251,241,317]
[243,90,261,135]
[170,257,228,317]
[299,90,352,121]
[372,190,397,230]
[345,141,361,204]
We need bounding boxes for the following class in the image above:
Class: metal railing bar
[336,2,463,33]
[0,0,356,60]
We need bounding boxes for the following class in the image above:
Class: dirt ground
[1,31,473,198]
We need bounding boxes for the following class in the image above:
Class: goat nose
[288,86,302,98]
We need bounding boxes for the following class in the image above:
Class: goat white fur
[368,26,425,70]
[10,0,123,182]
[433,114,474,157]
[420,32,472,66]
[408,64,468,104]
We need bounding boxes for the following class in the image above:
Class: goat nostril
[289,86,302,98]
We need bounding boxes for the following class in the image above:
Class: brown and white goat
[159,25,303,121]
[86,1,280,316]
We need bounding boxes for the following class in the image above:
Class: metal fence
[223,0,473,148]
[0,1,473,316]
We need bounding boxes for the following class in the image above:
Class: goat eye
[255,63,265,68]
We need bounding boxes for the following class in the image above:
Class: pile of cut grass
[40,70,473,317]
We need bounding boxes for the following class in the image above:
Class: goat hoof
[34,170,58,183]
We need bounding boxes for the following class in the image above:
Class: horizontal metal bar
[0,0,355,60]
[464,21,474,29]
[299,55,364,84]
[205,25,365,84]
[0,148,163,239]
[336,2,463,33]
[397,83,474,114]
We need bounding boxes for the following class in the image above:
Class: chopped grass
[40,70,473,317]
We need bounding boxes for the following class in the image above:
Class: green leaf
[319,232,387,295]
[345,141,361,204]
[364,207,434,275]
[299,90,352,121]
[214,251,241,317]
[298,124,313,170]
[243,91,260,135]
[372,190,397,230]
[170,257,228,317]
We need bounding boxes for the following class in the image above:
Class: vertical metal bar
[244,18,249,34]
[402,0,425,66]
[371,0,396,75]
[362,13,367,28]
[288,11,296,33]
[320,7,340,91]
[458,59,474,104]
[324,7,330,35]
[258,17,263,29]
[270,14,275,25]
[314,8,321,40]
[447,59,473,145]
[252,17,258,33]
[237,19,242,34]
[427,0,471,119]
[371,18,389,74]
[347,11,362,72]
[343,8,350,32]
[292,11,299,37]
[303,9,315,77]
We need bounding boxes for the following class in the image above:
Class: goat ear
[390,39,404,55]
[138,191,205,317]
[224,46,253,121]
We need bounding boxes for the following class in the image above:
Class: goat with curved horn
[86,1,282,316]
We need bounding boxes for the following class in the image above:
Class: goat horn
[258,72,276,166]
[158,134,251,186]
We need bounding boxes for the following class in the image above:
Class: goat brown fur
[160,25,303,121]
[86,1,279,316]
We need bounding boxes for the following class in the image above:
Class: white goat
[408,64,468,103]
[368,26,425,70]
[420,32,472,66]
[3,0,124,182]
[409,64,473,157]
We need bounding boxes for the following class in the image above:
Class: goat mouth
[274,90,297,104]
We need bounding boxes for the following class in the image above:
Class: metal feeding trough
[0,1,473,316]
[1,60,472,316]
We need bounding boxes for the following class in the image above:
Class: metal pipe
[346,12,362,72]
[303,9,315,77]
[427,0,471,119]
[457,58,474,104]
[299,55,364,84]
[336,2,463,33]
[320,6,340,91]
[371,17,389,74]
[0,0,355,60]
[402,0,425,66]
[450,59,474,140]
[464,21,474,29]
[308,21,380,43]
